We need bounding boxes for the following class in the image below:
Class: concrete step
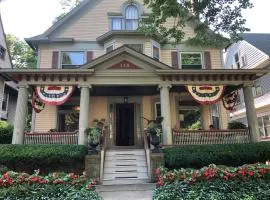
[102,178,150,185]
[104,166,147,173]
[104,161,147,167]
[98,190,153,200]
[103,172,148,180]
[96,183,155,192]
[105,156,146,161]
[106,150,145,156]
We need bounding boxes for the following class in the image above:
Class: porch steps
[103,149,149,185]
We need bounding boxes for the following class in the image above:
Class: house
[1,0,267,147]
[0,14,17,124]
[224,33,270,139]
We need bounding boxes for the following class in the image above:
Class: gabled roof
[241,33,270,56]
[25,0,91,49]
[80,45,172,70]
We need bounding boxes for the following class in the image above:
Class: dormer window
[125,5,139,30]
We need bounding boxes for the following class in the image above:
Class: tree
[6,34,37,68]
[141,0,253,47]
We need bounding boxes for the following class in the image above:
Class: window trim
[253,84,263,97]
[241,54,247,67]
[106,45,114,53]
[60,51,85,68]
[154,102,161,119]
[111,17,123,30]
[179,52,204,69]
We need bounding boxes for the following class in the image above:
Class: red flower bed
[156,163,270,187]
[0,169,97,190]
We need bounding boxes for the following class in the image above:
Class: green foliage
[6,34,37,68]
[153,179,270,200]
[0,145,87,173]
[228,121,247,129]
[163,142,270,169]
[141,0,253,47]
[0,184,103,200]
[0,121,13,144]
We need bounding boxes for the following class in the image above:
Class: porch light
[73,106,80,111]
[266,160,270,166]
[124,96,128,103]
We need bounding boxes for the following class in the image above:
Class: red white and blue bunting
[186,85,225,105]
[35,86,74,106]
[32,92,45,113]
[222,90,239,111]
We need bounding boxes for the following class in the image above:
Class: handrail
[172,129,250,145]
[99,128,108,184]
[23,131,78,145]
[143,129,151,180]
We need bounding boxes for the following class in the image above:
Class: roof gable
[241,33,270,56]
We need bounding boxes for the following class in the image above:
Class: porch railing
[24,131,79,145]
[172,129,250,146]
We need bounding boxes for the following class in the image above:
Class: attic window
[125,5,139,30]
[0,45,6,60]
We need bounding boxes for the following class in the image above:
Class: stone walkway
[96,183,155,200]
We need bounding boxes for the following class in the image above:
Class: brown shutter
[204,51,212,69]
[87,51,93,63]
[52,51,59,69]
[171,51,179,69]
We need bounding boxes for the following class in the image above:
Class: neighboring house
[2,0,266,147]
[224,33,270,139]
[0,14,17,124]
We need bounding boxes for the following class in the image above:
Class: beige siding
[201,105,211,130]
[89,97,108,127]
[219,102,229,129]
[160,50,172,66]
[206,49,223,69]
[170,93,177,129]
[35,105,57,131]
[142,96,152,128]
[144,41,152,57]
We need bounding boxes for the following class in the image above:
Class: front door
[116,103,135,146]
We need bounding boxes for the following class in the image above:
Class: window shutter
[171,51,179,69]
[52,51,59,69]
[87,51,93,63]
[204,51,212,69]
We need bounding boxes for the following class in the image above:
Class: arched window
[125,5,139,30]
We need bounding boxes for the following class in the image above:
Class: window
[254,84,263,97]
[61,52,84,69]
[125,5,139,30]
[58,105,79,132]
[106,45,114,53]
[241,54,247,67]
[211,104,220,129]
[127,44,143,53]
[112,18,122,30]
[258,115,270,138]
[153,46,160,60]
[234,53,240,69]
[180,53,202,69]
[1,89,9,112]
[0,45,6,60]
[155,103,161,119]
[178,108,202,130]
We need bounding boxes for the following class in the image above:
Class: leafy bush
[153,179,270,200]
[0,121,13,144]
[0,145,88,173]
[155,163,270,186]
[164,142,270,169]
[228,121,247,129]
[0,184,102,200]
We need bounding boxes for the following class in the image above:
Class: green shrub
[228,121,247,129]
[0,121,13,144]
[163,142,270,169]
[0,145,88,173]
[153,179,270,200]
[0,184,103,200]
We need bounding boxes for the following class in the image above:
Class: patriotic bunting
[186,85,225,105]
[35,86,74,106]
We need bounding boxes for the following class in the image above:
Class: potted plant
[147,116,163,153]
[85,119,106,154]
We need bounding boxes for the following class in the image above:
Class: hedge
[0,121,13,144]
[163,142,270,169]
[0,145,88,173]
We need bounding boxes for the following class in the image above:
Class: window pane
[62,52,84,66]
[255,85,263,96]
[125,19,138,30]
[112,18,122,30]
[153,46,159,60]
[155,103,161,118]
[1,90,8,111]
[125,5,139,19]
[181,53,202,69]
[178,109,201,130]
[212,116,220,129]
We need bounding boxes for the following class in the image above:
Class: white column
[243,84,260,142]
[12,85,29,144]
[31,108,36,133]
[159,84,172,145]
[78,85,90,145]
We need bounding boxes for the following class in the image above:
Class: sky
[0,0,270,39]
